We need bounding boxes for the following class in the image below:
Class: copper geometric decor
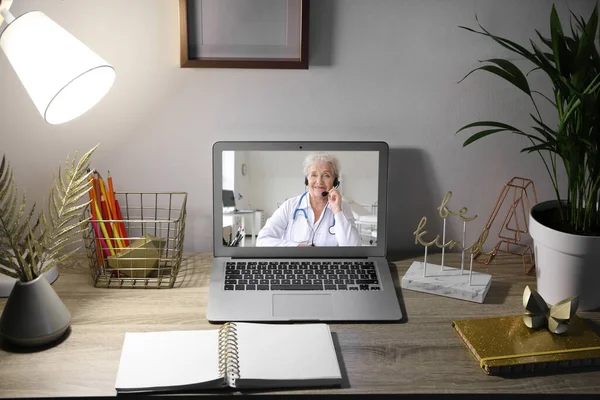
[473,177,538,275]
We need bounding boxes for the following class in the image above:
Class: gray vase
[0,275,71,347]
[0,265,59,298]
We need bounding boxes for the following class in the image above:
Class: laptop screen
[213,142,388,259]
[222,189,236,208]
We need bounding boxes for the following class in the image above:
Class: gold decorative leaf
[0,145,98,281]
[37,145,97,276]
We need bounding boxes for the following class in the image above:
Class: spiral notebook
[115,322,342,393]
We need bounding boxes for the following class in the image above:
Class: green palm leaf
[550,5,568,76]
[456,120,523,133]
[457,5,600,233]
[521,143,554,153]
[535,30,553,50]
[458,59,531,95]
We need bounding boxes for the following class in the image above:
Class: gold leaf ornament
[523,286,579,334]
[0,145,97,282]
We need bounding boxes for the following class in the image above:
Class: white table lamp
[0,0,115,124]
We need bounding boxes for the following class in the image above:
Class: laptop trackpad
[272,294,334,319]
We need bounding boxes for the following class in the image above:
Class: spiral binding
[218,322,240,387]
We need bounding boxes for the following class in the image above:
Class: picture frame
[179,0,310,69]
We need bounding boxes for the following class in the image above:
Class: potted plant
[457,5,600,310]
[0,146,96,346]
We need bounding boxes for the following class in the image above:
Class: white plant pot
[529,200,600,311]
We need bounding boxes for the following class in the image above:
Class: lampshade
[0,11,115,124]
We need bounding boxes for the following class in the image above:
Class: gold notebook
[452,315,600,375]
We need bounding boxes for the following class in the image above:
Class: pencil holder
[82,192,187,288]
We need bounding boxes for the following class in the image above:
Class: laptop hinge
[230,256,371,260]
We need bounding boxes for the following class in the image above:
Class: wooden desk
[1,253,599,397]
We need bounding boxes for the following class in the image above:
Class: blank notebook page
[115,330,221,389]
[236,323,341,381]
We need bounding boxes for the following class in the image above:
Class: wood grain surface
[0,253,599,397]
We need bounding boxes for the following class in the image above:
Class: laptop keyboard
[223,260,381,291]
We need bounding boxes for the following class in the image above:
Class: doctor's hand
[328,188,342,214]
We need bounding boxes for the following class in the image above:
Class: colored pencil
[92,171,103,214]
[100,199,115,243]
[88,176,104,265]
[98,175,125,251]
[107,171,117,220]
[93,195,115,256]
[90,217,111,258]
[107,171,129,246]
[115,199,130,246]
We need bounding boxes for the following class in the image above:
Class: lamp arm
[1,6,15,25]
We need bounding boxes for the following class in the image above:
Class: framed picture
[179,0,310,69]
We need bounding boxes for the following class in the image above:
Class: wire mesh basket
[82,192,187,288]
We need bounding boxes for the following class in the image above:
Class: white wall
[0,0,592,255]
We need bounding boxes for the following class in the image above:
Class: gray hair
[302,152,340,178]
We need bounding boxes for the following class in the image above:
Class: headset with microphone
[304,176,340,196]
[293,175,340,244]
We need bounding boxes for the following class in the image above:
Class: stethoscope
[291,192,336,244]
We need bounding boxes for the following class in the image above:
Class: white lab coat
[257,193,360,247]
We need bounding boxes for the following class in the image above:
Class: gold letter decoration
[413,191,493,255]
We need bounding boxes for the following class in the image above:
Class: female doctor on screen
[256,152,360,247]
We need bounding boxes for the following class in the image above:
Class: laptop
[207,141,403,322]
[222,189,254,213]
[222,189,237,208]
